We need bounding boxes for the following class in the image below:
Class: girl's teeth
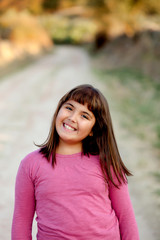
[64,124,75,131]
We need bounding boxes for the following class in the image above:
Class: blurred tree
[0,0,28,12]
[42,0,61,11]
[0,0,159,15]
[138,0,160,15]
[86,0,106,8]
[83,0,109,31]
[28,0,44,14]
[59,0,78,9]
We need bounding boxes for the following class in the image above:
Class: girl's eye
[66,106,72,111]
[82,114,89,120]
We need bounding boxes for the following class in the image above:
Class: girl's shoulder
[20,149,45,172]
[18,149,47,181]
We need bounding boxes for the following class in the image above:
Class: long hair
[38,84,132,187]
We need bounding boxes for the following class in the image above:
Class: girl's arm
[109,180,139,240]
[12,160,36,240]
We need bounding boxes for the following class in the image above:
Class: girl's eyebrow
[64,103,74,108]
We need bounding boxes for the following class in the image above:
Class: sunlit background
[0,0,160,239]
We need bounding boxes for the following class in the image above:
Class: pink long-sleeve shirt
[12,150,139,240]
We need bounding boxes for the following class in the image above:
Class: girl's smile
[56,100,95,153]
[63,123,77,131]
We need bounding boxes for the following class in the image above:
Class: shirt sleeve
[109,179,139,240]
[12,159,36,240]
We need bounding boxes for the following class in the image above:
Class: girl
[12,84,139,240]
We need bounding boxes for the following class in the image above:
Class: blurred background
[0,0,160,239]
[0,0,160,77]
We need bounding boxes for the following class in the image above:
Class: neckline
[55,152,82,158]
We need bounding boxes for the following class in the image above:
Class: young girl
[12,84,139,240]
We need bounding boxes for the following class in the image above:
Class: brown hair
[38,84,132,187]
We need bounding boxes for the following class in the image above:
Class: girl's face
[56,100,96,152]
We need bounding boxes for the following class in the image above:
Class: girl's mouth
[63,123,76,131]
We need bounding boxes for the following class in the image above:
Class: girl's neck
[56,141,82,155]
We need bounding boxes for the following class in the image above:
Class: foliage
[0,0,160,15]
[0,9,52,48]
[42,0,60,11]
[40,14,98,44]
[95,67,160,151]
[0,0,160,43]
[86,0,106,8]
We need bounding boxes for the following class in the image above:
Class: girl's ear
[89,131,93,137]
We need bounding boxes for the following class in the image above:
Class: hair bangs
[66,86,100,114]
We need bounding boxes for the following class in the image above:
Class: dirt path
[0,46,159,239]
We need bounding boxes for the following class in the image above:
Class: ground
[0,46,159,239]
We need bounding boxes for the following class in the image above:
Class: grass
[94,67,160,151]
[152,172,160,196]
[152,172,160,180]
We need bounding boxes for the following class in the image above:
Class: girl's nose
[68,112,77,122]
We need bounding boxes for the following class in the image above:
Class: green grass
[154,189,160,196]
[152,172,160,180]
[152,172,160,195]
[94,67,160,151]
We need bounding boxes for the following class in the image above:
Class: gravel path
[0,46,159,239]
